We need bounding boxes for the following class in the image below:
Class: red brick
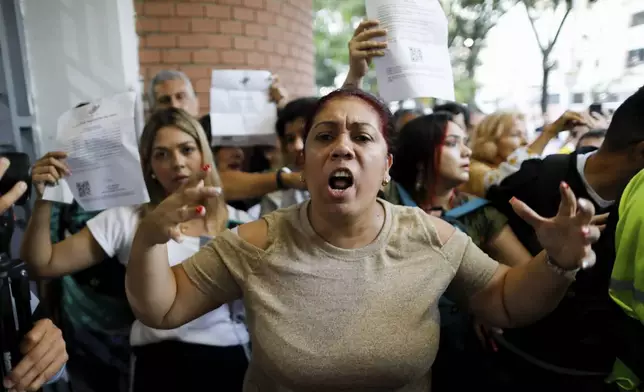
[140,49,161,64]
[159,18,191,32]
[207,35,232,49]
[176,4,204,17]
[275,15,288,28]
[247,52,266,66]
[194,78,211,93]
[219,20,243,35]
[205,5,231,18]
[243,0,265,9]
[268,55,282,67]
[219,0,243,5]
[147,34,176,48]
[276,42,289,55]
[246,23,266,37]
[256,40,274,52]
[137,18,159,33]
[178,34,208,48]
[265,0,281,13]
[234,36,256,50]
[233,7,255,21]
[193,50,220,63]
[134,3,144,15]
[146,65,168,80]
[180,65,212,80]
[256,11,275,25]
[143,3,174,16]
[162,50,191,64]
[191,19,218,33]
[221,50,245,64]
[267,25,282,40]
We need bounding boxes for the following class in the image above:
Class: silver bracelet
[545,254,579,280]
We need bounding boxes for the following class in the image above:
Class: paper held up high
[42,91,150,212]
[209,69,277,147]
[366,0,455,102]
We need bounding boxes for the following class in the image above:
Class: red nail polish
[509,197,517,203]
[195,205,205,215]
[561,181,569,189]
[202,164,211,171]
[581,226,590,235]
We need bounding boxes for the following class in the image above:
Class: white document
[366,0,455,102]
[44,91,150,211]
[209,70,277,147]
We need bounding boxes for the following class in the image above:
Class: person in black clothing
[484,85,644,392]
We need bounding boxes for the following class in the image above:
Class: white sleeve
[86,206,138,261]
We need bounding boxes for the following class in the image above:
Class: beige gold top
[182,199,500,391]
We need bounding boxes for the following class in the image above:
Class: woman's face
[436,121,471,188]
[496,118,528,161]
[150,125,203,195]
[214,146,244,171]
[303,96,392,216]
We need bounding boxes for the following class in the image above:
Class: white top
[86,205,250,347]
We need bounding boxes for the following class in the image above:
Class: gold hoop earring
[382,176,390,187]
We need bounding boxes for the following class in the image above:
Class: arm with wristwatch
[219,167,305,201]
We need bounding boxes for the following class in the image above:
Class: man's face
[153,79,199,117]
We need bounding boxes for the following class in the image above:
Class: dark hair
[275,97,318,139]
[198,114,213,147]
[390,113,454,204]
[577,129,606,148]
[302,88,394,152]
[602,86,644,152]
[393,108,424,128]
[434,102,470,129]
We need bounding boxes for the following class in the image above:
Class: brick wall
[134,0,315,115]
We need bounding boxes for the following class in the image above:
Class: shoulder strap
[395,183,418,207]
[444,197,489,219]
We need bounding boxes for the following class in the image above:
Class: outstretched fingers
[510,196,545,228]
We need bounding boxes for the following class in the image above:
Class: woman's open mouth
[327,168,354,198]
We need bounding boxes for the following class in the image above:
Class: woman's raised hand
[31,151,71,197]
[510,182,601,271]
[347,20,388,81]
[138,165,221,246]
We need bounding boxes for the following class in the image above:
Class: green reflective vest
[608,169,644,391]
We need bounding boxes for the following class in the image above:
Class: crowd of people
[4,18,644,392]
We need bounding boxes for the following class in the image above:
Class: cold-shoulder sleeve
[182,229,262,303]
[441,230,501,308]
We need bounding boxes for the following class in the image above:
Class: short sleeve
[86,206,137,262]
[442,230,501,308]
[181,229,255,304]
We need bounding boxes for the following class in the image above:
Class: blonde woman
[463,111,584,197]
[21,108,249,391]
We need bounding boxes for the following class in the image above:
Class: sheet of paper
[52,91,149,211]
[42,180,74,204]
[366,0,455,102]
[209,70,277,147]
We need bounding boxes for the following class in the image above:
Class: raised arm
[342,20,387,89]
[438,182,600,328]
[21,152,106,277]
[126,167,269,329]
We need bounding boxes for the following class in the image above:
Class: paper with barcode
[209,69,277,147]
[366,0,455,102]
[43,91,149,211]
